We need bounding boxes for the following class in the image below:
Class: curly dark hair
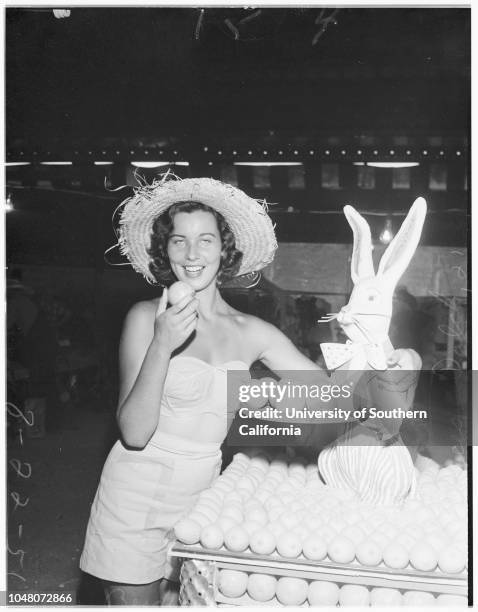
[148,201,243,286]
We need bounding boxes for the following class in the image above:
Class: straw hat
[118,174,278,283]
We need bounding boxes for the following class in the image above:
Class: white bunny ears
[343,197,427,288]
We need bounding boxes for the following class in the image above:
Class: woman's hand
[153,288,198,354]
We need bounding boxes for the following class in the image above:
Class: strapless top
[155,355,250,444]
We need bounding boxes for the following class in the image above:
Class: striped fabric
[318,422,417,505]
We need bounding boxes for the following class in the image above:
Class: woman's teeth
[184,265,204,274]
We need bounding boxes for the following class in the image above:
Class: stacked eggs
[174,452,467,575]
[216,570,468,606]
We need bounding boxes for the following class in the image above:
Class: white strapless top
[156,355,250,444]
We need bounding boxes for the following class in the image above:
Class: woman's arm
[242,317,359,422]
[243,317,421,426]
[117,292,198,448]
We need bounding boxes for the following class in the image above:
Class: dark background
[6,7,470,266]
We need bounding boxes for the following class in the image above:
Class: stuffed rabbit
[318,197,427,505]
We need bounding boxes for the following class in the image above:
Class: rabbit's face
[338,280,393,344]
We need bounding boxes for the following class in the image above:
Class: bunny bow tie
[320,340,389,371]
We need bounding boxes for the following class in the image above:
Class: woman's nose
[186,243,198,260]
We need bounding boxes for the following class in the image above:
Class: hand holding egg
[167,281,195,305]
[153,281,198,353]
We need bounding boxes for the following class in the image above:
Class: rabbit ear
[377,197,427,285]
[343,205,375,284]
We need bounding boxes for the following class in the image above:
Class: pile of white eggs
[217,569,468,606]
[174,452,467,575]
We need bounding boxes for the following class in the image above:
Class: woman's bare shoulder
[124,298,159,326]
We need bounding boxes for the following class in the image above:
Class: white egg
[188,512,213,528]
[232,452,250,465]
[370,587,403,606]
[250,456,270,472]
[236,477,256,493]
[236,489,251,502]
[247,573,277,602]
[383,541,410,569]
[302,535,327,561]
[276,532,303,558]
[249,528,276,555]
[241,519,263,537]
[247,506,268,525]
[339,584,370,607]
[223,490,243,504]
[200,524,224,550]
[267,506,284,522]
[370,531,390,550]
[280,512,300,530]
[344,510,363,525]
[276,577,308,606]
[213,481,233,494]
[194,504,220,523]
[224,526,249,553]
[436,594,468,607]
[406,524,424,539]
[438,545,466,574]
[167,281,194,304]
[226,467,246,478]
[174,518,201,544]
[415,505,435,523]
[253,490,271,505]
[292,524,308,540]
[402,590,436,606]
[409,542,438,572]
[341,525,366,546]
[216,517,237,533]
[307,581,340,606]
[218,569,248,598]
[380,522,399,539]
[305,515,322,531]
[327,535,355,564]
[244,497,263,510]
[426,531,448,552]
[289,500,304,513]
[356,540,382,567]
[268,521,285,539]
[221,506,244,524]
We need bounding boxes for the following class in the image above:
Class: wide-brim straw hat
[118,173,278,284]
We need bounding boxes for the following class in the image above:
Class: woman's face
[167,210,223,291]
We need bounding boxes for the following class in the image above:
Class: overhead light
[40,161,73,166]
[131,161,170,168]
[234,162,303,167]
[131,161,189,168]
[6,162,31,167]
[353,162,419,169]
[6,193,14,212]
[53,9,71,19]
[379,218,394,244]
[94,161,114,166]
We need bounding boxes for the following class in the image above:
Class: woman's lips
[183,265,205,277]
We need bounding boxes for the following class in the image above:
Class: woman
[80,175,420,605]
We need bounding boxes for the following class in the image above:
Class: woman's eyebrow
[169,232,217,238]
